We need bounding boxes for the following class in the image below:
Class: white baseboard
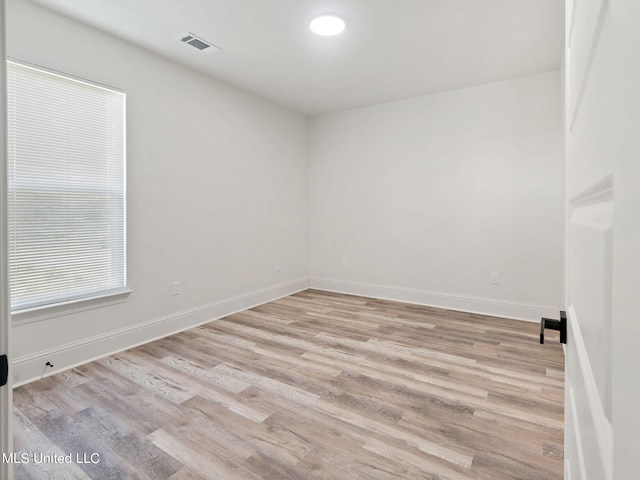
[309,277,560,323]
[12,277,309,387]
[13,276,560,387]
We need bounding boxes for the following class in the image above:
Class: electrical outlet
[491,272,500,285]
[341,258,348,268]
[172,281,181,295]
[275,261,282,272]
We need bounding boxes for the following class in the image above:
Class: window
[7,60,126,312]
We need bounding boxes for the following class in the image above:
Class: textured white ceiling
[28,0,564,115]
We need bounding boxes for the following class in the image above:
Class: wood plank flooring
[12,290,564,479]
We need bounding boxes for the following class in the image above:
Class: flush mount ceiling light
[310,14,345,36]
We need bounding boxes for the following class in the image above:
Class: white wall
[6,1,566,386]
[7,0,309,385]
[309,72,564,321]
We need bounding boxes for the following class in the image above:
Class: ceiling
[28,0,564,116]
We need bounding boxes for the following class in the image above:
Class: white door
[0,1,12,479]
[564,0,640,478]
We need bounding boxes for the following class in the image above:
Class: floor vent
[178,33,220,54]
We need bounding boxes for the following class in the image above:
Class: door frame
[0,0,13,478]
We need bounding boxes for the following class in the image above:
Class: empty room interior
[1,0,640,479]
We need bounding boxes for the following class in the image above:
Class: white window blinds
[7,61,126,312]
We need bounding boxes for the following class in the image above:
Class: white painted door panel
[564,181,613,480]
[567,0,608,129]
[565,0,640,478]
[565,0,613,478]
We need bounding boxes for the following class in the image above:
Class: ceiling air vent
[178,33,220,54]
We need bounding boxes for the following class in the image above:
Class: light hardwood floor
[12,290,564,479]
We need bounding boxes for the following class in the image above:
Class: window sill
[11,289,133,326]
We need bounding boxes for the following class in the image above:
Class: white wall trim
[0,2,14,477]
[12,277,309,387]
[566,304,613,480]
[310,277,560,323]
[12,289,133,326]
